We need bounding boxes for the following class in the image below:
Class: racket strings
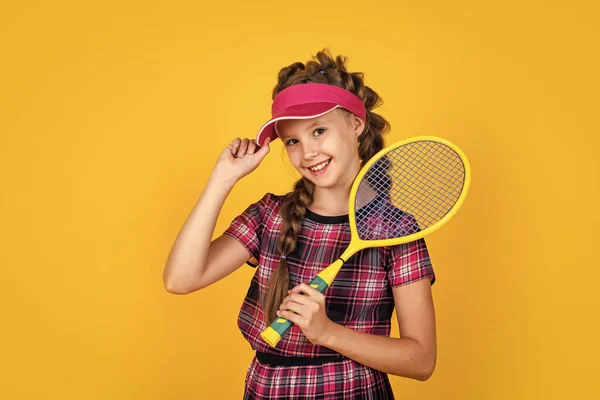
[355,141,465,241]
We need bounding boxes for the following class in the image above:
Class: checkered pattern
[243,357,394,399]
[224,193,435,398]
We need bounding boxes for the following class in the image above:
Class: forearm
[322,323,436,381]
[162,175,235,292]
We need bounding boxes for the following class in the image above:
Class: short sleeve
[386,238,436,287]
[222,193,271,267]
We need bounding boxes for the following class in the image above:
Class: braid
[262,178,314,323]
[262,49,390,324]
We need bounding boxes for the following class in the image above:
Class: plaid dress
[224,193,435,399]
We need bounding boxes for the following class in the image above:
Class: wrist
[206,172,237,193]
[320,320,341,348]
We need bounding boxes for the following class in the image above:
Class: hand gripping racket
[260,136,471,347]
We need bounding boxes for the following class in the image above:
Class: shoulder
[242,192,287,224]
[262,192,285,206]
[251,192,285,214]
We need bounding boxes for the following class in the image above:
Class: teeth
[310,160,330,171]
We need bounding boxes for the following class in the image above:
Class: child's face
[277,109,364,192]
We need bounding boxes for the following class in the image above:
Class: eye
[313,128,326,136]
[285,138,299,146]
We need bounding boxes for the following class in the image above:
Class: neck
[310,186,352,216]
[309,165,360,216]
[307,154,362,216]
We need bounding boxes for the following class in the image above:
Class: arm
[162,137,270,294]
[162,180,249,294]
[277,278,436,381]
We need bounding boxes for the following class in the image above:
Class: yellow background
[1,1,598,398]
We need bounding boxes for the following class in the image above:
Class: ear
[351,114,366,137]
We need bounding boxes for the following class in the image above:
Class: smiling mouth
[307,159,331,172]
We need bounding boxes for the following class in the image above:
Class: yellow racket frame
[260,135,471,347]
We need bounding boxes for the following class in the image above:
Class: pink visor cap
[256,83,366,146]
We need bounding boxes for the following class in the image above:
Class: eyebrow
[279,117,330,140]
[306,118,329,130]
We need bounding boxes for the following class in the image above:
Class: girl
[163,49,437,399]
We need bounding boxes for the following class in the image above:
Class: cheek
[285,148,302,167]
[319,136,342,154]
[332,137,359,160]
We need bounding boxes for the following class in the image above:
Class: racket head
[348,136,471,248]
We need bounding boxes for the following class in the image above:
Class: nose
[302,142,318,160]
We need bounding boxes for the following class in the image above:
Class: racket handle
[260,275,330,347]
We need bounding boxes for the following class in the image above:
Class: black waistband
[256,351,345,367]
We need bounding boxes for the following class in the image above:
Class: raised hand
[211,137,270,185]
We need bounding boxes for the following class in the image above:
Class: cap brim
[256,104,339,147]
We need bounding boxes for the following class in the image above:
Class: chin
[310,176,340,190]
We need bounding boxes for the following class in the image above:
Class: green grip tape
[308,275,330,293]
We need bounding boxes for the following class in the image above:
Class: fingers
[278,301,304,316]
[278,289,321,317]
[277,310,303,326]
[256,137,271,156]
[280,293,310,308]
[278,293,308,318]
[246,140,257,155]
[229,138,241,155]
[277,283,328,334]
[237,138,250,157]
[290,283,324,299]
[276,296,320,328]
[228,138,268,158]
